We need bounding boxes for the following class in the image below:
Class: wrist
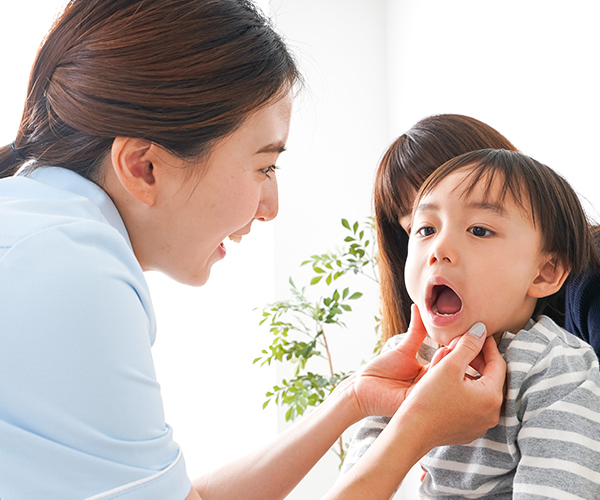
[323,374,365,428]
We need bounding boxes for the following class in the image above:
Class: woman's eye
[415,226,435,237]
[261,165,279,179]
[469,226,494,237]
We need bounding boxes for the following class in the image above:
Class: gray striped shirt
[342,316,600,499]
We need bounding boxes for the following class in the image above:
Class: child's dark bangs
[456,163,535,224]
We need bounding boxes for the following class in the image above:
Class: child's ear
[110,137,158,206]
[528,254,570,298]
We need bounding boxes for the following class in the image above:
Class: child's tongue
[436,287,462,315]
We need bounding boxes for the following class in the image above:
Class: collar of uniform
[21,166,133,250]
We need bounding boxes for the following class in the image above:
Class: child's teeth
[229,235,242,243]
[432,304,452,317]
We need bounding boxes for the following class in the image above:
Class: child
[343,149,600,499]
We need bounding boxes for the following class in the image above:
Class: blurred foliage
[254,218,379,465]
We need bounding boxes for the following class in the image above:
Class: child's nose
[428,233,458,266]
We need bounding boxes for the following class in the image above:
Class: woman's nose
[428,232,458,266]
[255,176,279,222]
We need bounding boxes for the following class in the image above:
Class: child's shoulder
[503,315,596,368]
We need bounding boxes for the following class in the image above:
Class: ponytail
[0,144,26,178]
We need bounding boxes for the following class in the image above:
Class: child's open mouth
[428,284,463,317]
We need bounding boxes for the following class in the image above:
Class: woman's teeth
[228,235,242,244]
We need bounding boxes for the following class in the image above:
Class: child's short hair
[417,149,600,322]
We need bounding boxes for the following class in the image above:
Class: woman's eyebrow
[255,142,287,154]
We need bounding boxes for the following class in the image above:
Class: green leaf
[353,221,359,233]
[285,407,295,421]
[326,274,332,285]
[341,304,352,311]
[349,292,363,300]
[342,219,350,230]
[342,288,349,299]
[310,276,323,285]
[344,236,355,242]
[313,267,325,274]
[263,400,270,409]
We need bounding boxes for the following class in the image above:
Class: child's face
[405,167,548,344]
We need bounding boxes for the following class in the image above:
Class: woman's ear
[528,254,570,298]
[110,137,157,206]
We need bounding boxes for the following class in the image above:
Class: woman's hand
[348,304,506,444]
[398,317,506,447]
[348,304,430,419]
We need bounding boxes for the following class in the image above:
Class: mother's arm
[188,307,505,500]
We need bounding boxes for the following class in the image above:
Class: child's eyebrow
[413,202,438,216]
[413,200,508,217]
[466,201,509,218]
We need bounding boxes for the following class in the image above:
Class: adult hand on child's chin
[400,314,506,448]
[348,304,431,419]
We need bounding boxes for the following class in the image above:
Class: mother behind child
[345,148,600,498]
[341,116,600,498]
[373,114,600,355]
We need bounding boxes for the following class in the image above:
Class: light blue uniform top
[0,167,191,499]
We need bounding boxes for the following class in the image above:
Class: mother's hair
[0,0,300,180]
[374,114,517,342]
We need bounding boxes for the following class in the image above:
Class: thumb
[443,322,487,371]
[399,304,428,355]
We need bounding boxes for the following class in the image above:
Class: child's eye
[469,226,494,238]
[261,165,279,179]
[415,226,436,237]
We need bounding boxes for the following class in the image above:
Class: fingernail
[468,322,486,338]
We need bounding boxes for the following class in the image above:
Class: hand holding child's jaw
[350,304,429,420]
[397,313,506,450]
[350,305,505,445]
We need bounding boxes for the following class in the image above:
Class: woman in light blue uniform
[0,1,506,499]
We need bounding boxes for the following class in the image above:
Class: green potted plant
[254,218,380,464]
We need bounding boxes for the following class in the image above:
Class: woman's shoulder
[0,169,155,342]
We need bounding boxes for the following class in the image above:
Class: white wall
[385,0,600,219]
[2,1,600,500]
[268,1,389,497]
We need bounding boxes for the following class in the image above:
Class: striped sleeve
[511,319,600,499]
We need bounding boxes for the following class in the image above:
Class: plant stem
[320,329,344,459]
[320,329,335,380]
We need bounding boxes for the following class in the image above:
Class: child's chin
[426,325,464,347]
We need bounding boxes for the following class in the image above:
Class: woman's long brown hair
[0,0,300,180]
[374,114,517,342]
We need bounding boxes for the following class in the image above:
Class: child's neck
[491,316,533,346]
